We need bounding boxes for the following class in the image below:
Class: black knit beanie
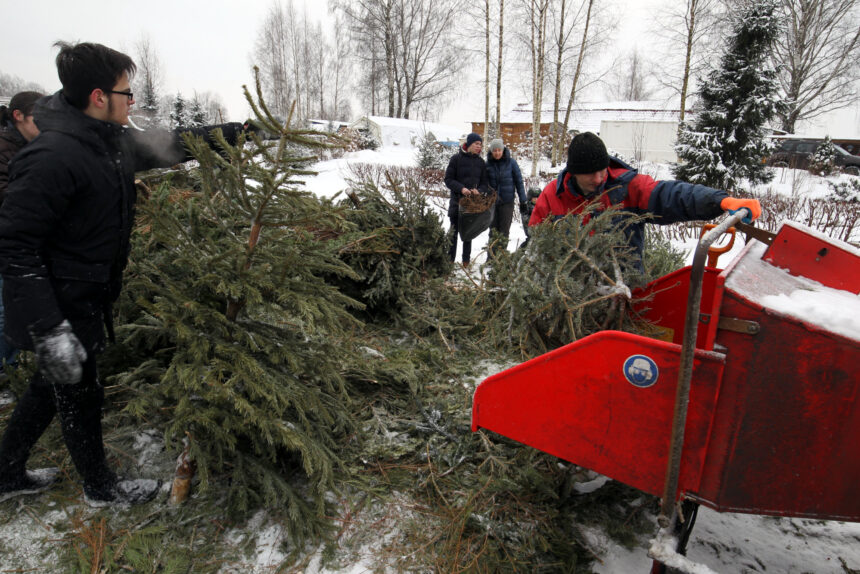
[567,132,609,174]
[465,132,483,148]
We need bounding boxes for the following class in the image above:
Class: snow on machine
[471,212,859,572]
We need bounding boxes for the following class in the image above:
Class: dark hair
[0,91,43,126]
[54,41,136,110]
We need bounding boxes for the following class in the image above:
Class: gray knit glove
[31,320,88,385]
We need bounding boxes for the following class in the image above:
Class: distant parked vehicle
[767,138,860,175]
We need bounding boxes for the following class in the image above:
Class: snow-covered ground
[1,144,857,573]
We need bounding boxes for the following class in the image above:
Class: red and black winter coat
[528,156,728,261]
[0,92,244,352]
[444,145,490,215]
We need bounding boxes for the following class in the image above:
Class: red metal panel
[471,331,726,498]
[763,221,860,293]
[693,292,860,521]
[632,267,722,350]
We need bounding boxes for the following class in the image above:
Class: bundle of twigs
[459,190,497,213]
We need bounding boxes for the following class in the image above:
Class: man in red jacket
[529,132,760,267]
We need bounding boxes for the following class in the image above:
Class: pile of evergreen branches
[330,163,452,320]
[482,207,650,356]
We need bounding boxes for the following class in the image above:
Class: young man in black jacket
[0,42,247,505]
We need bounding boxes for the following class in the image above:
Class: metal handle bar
[658,210,748,528]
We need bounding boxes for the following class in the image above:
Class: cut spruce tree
[333,164,452,320]
[113,70,363,539]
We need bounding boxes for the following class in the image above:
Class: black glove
[30,320,88,385]
[519,201,530,218]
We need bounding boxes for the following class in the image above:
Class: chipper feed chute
[472,218,860,524]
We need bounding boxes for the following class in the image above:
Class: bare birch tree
[254,1,354,122]
[607,49,657,101]
[398,0,462,118]
[650,0,722,123]
[550,0,569,166]
[331,14,353,120]
[253,2,296,118]
[133,34,164,127]
[286,1,305,120]
[334,0,463,119]
[496,0,505,135]
[772,0,860,133]
[548,0,594,166]
[524,0,551,176]
[194,91,229,123]
[484,0,491,142]
[333,0,398,117]
[559,0,596,163]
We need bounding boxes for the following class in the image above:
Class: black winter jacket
[0,92,243,351]
[0,124,27,205]
[486,147,526,205]
[444,146,490,213]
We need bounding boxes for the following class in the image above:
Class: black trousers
[448,209,472,263]
[0,355,112,488]
[488,202,515,258]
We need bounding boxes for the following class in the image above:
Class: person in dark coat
[0,91,44,375]
[0,42,248,506]
[529,132,762,269]
[485,138,527,258]
[444,132,490,265]
[0,91,43,201]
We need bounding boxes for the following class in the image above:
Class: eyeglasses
[106,89,134,101]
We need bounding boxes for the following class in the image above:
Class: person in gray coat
[485,139,527,258]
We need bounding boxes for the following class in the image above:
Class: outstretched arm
[129,122,245,171]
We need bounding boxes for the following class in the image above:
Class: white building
[497,100,691,163]
[348,115,465,148]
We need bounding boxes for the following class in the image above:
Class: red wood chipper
[471,214,860,572]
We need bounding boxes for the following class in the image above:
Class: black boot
[0,377,58,488]
[84,477,160,507]
[0,467,60,502]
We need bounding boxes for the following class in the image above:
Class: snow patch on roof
[498,100,690,134]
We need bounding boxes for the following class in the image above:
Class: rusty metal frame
[658,211,749,529]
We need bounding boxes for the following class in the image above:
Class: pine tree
[808,136,839,176]
[169,93,189,129]
[115,70,364,537]
[415,131,447,170]
[139,82,160,128]
[189,99,206,127]
[673,0,782,192]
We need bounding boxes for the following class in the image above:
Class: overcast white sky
[3,0,858,136]
[0,0,659,126]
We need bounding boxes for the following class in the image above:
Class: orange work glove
[720,197,761,222]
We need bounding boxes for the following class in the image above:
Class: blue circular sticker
[623,355,659,388]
